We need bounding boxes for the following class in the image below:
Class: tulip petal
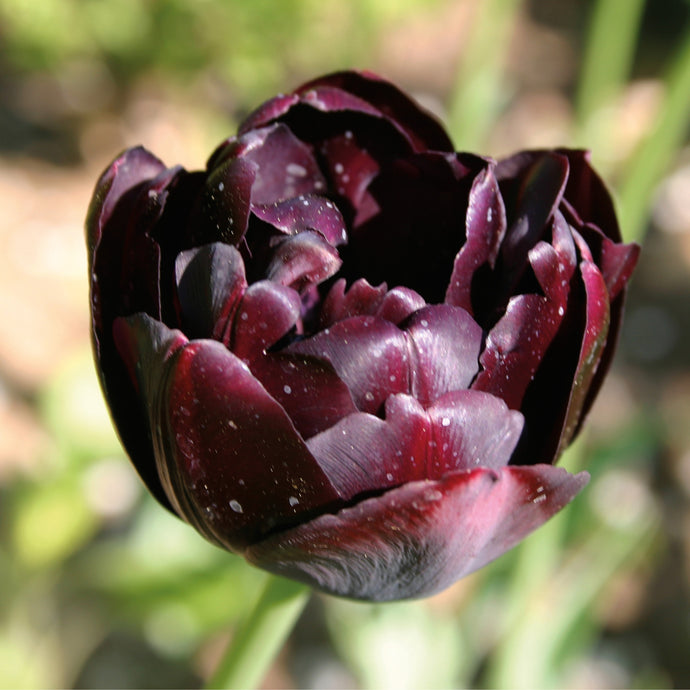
[306,390,523,499]
[175,243,247,341]
[375,286,427,324]
[288,316,409,414]
[252,194,348,246]
[246,464,588,601]
[294,71,455,152]
[558,149,622,242]
[266,230,343,292]
[446,164,507,313]
[243,124,327,205]
[87,150,186,510]
[249,353,358,438]
[497,151,570,287]
[119,320,344,551]
[403,305,483,405]
[320,279,427,328]
[291,305,483,413]
[342,152,480,303]
[86,146,166,261]
[230,281,302,358]
[189,156,255,246]
[320,278,387,327]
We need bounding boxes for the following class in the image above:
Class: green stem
[206,576,311,690]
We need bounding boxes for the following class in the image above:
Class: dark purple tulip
[86,71,639,601]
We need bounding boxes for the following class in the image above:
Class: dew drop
[286,163,307,177]
[289,496,300,507]
[441,417,451,427]
[229,500,243,513]
[283,384,292,395]
[218,181,225,191]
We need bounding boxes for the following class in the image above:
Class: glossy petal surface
[246,464,588,601]
[87,70,638,601]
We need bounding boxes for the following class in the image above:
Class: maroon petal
[87,150,184,511]
[320,279,427,328]
[375,286,427,324]
[445,164,507,313]
[288,316,410,414]
[497,151,570,281]
[558,149,622,242]
[230,281,302,359]
[306,389,523,500]
[404,305,483,405]
[320,278,387,327]
[294,71,455,152]
[86,146,166,262]
[241,124,327,205]
[266,231,342,292]
[116,316,343,551]
[245,464,588,601]
[237,93,301,135]
[473,213,577,410]
[427,391,524,474]
[189,155,255,246]
[318,133,381,217]
[249,353,358,438]
[251,194,348,246]
[111,313,187,507]
[174,243,247,341]
[554,236,611,455]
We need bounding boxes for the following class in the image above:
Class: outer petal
[239,70,454,153]
[115,315,343,551]
[245,464,589,601]
[87,149,183,509]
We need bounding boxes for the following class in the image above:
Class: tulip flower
[87,71,639,601]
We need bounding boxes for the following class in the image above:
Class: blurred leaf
[11,479,97,568]
[326,598,465,690]
[576,0,647,126]
[448,0,523,150]
[617,26,690,242]
[40,349,123,463]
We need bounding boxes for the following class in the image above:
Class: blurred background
[1,0,689,687]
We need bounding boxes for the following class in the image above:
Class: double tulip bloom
[87,71,639,601]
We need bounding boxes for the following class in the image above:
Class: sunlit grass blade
[617,28,690,243]
[575,0,647,128]
[447,0,524,150]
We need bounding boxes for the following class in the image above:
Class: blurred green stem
[206,576,310,690]
[575,0,646,127]
[448,0,523,150]
[617,27,690,243]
